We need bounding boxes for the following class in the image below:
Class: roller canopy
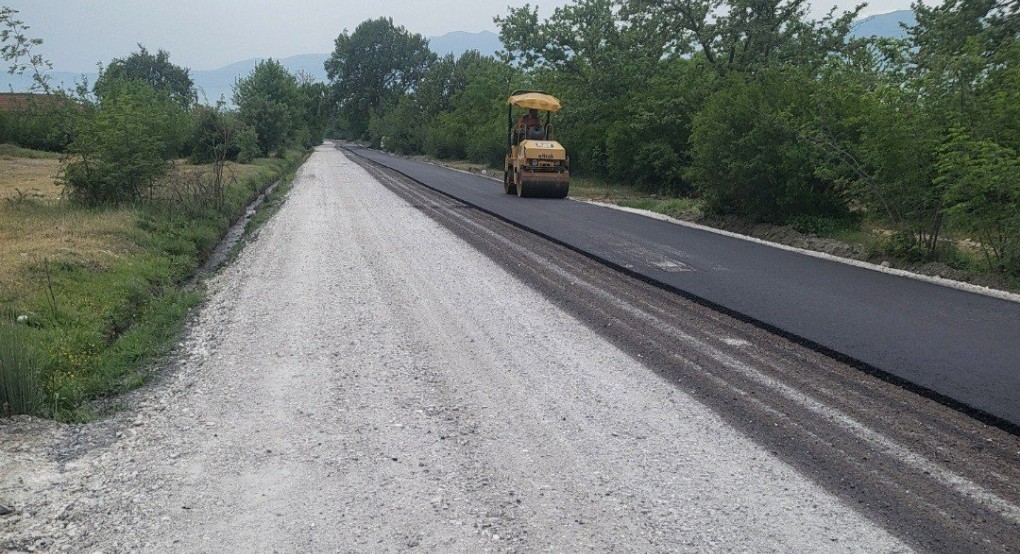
[507,92,561,112]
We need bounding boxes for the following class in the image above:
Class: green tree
[1,6,52,92]
[325,18,435,139]
[938,130,1020,274]
[94,45,196,108]
[620,0,861,75]
[497,0,663,174]
[688,70,847,222]
[63,79,189,206]
[296,76,332,147]
[233,59,301,156]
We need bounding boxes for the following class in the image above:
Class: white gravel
[0,145,909,552]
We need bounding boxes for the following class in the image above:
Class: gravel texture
[0,145,907,552]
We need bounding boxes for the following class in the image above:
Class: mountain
[428,30,502,58]
[850,9,916,39]
[190,54,330,104]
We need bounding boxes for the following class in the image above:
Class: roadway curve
[342,144,1020,431]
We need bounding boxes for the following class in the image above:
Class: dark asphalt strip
[340,144,1020,434]
[348,152,1020,553]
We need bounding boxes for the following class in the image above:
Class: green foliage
[187,103,255,164]
[1,6,52,92]
[605,59,713,193]
[296,79,331,147]
[0,96,78,152]
[233,59,303,156]
[326,18,435,139]
[688,71,847,223]
[233,126,261,164]
[619,0,861,74]
[63,79,189,206]
[938,130,1020,274]
[94,45,196,108]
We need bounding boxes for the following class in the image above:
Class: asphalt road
[342,145,1020,431]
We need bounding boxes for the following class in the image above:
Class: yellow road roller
[503,90,570,198]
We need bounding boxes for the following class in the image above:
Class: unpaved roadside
[0,145,906,552]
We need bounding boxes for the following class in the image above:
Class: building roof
[0,92,76,113]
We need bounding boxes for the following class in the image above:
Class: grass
[0,323,46,417]
[0,145,309,420]
[0,144,62,160]
[567,175,656,203]
[0,156,63,202]
[617,197,705,220]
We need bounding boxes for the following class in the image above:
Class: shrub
[688,71,848,223]
[187,104,256,164]
[63,79,189,206]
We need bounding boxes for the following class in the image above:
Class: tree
[497,0,664,174]
[63,79,189,206]
[620,0,861,75]
[687,69,848,222]
[938,129,1020,274]
[296,76,332,147]
[233,59,302,156]
[325,18,435,138]
[94,45,196,108]
[1,6,52,92]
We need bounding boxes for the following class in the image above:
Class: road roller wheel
[504,169,516,195]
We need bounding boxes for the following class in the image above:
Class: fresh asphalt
[342,145,1020,431]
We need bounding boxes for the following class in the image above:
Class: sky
[5,0,915,72]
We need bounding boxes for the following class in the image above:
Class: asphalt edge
[586,202,1020,305]
[340,144,1020,437]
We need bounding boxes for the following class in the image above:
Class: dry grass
[0,148,140,300]
[175,160,262,184]
[0,204,140,300]
[0,157,63,201]
[0,149,284,302]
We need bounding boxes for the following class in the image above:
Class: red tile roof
[0,92,75,113]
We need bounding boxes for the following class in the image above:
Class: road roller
[503,90,570,198]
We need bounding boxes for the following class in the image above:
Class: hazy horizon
[4,1,915,73]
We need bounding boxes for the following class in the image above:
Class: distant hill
[429,30,502,58]
[850,9,916,39]
[191,54,330,104]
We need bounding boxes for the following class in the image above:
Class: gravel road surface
[1,145,1016,552]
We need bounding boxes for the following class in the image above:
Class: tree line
[327,0,1018,276]
[1,7,331,207]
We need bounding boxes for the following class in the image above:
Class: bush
[938,131,1020,274]
[187,104,258,164]
[425,113,469,159]
[688,72,848,223]
[0,97,79,152]
[234,126,261,164]
[63,79,189,206]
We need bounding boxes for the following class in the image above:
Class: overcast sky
[5,0,914,72]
